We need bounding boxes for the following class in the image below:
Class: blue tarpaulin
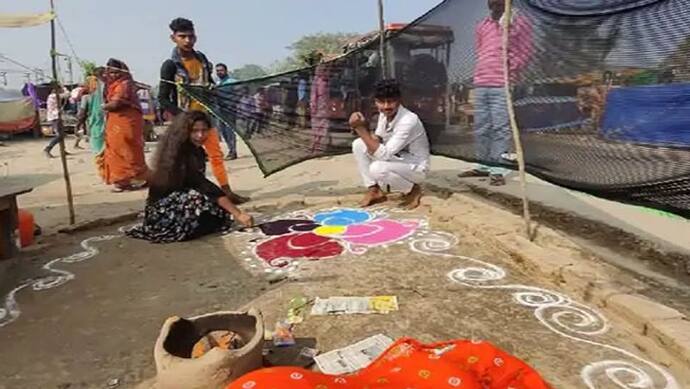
[601,84,690,148]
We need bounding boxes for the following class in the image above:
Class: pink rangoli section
[249,208,425,269]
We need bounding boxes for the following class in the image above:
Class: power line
[0,68,35,74]
[0,54,49,83]
[55,16,82,65]
[0,54,36,73]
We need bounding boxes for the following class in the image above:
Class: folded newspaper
[314,334,394,375]
[310,296,398,315]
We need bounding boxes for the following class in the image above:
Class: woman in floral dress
[127,111,253,243]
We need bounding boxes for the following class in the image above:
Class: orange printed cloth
[101,77,148,186]
[227,338,552,389]
[181,57,206,113]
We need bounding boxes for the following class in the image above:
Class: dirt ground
[0,224,266,388]
[1,137,689,388]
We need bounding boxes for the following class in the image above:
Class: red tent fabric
[0,97,37,134]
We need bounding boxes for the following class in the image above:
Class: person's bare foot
[359,185,387,207]
[399,184,423,210]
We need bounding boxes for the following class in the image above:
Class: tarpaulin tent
[0,12,54,28]
[601,83,690,147]
[1,5,75,224]
[0,89,38,134]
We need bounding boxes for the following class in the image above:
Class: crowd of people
[37,0,524,247]
[38,17,254,243]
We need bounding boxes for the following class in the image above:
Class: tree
[80,60,97,78]
[267,57,301,74]
[288,32,360,65]
[231,32,360,81]
[260,32,360,76]
[230,64,267,81]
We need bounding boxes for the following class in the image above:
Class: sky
[1,0,441,88]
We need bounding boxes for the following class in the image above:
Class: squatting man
[349,79,430,210]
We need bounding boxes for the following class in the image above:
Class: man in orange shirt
[159,17,249,204]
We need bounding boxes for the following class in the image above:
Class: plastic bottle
[17,209,34,248]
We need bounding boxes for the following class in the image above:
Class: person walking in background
[158,17,248,204]
[68,85,84,115]
[88,68,107,161]
[282,78,298,129]
[101,58,148,192]
[75,68,107,167]
[43,87,71,158]
[238,86,256,137]
[251,87,268,137]
[74,83,90,150]
[214,63,238,160]
[296,72,309,128]
[458,0,532,186]
[309,63,331,154]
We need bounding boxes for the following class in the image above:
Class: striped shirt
[473,14,532,87]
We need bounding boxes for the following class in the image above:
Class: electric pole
[50,0,76,225]
[65,55,73,84]
[378,0,387,78]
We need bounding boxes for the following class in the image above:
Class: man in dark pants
[43,88,72,158]
[214,63,238,160]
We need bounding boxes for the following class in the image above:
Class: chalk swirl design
[410,231,678,389]
[0,229,125,328]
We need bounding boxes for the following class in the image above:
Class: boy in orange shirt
[159,17,249,204]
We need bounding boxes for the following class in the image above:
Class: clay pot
[153,309,264,389]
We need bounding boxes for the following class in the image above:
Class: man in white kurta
[350,79,430,209]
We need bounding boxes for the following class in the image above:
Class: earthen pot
[153,309,264,389]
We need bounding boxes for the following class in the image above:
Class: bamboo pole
[378,0,387,78]
[502,0,532,239]
[50,0,76,225]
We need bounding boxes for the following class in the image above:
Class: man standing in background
[215,63,238,160]
[158,17,248,203]
[296,72,309,128]
[458,0,532,186]
[43,87,71,158]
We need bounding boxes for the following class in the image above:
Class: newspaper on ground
[310,296,398,316]
[314,334,394,375]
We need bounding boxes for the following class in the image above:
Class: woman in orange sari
[101,58,148,191]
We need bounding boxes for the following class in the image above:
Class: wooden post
[50,0,76,225]
[378,0,387,78]
[502,0,532,239]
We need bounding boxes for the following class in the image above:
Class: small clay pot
[153,309,264,389]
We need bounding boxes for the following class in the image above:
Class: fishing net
[182,0,690,218]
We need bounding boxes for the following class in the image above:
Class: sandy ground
[1,136,689,388]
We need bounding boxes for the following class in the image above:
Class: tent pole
[378,0,387,78]
[50,0,76,225]
[502,0,532,240]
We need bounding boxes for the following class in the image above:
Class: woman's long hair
[148,111,212,191]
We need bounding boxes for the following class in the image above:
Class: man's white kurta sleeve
[372,117,416,161]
